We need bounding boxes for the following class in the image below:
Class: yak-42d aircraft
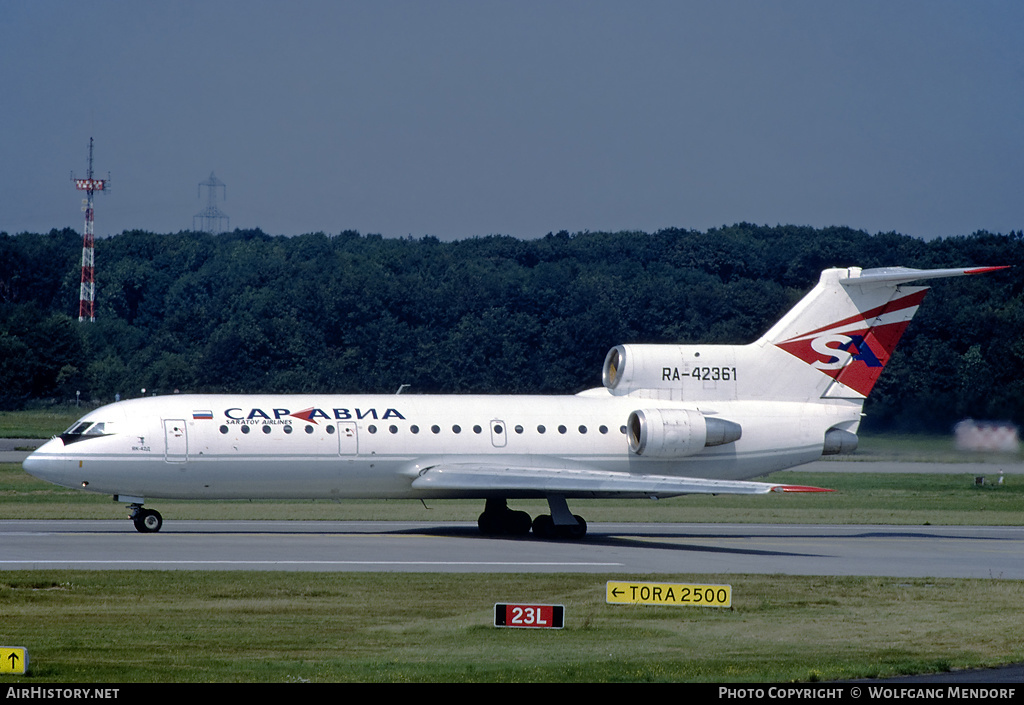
[24,265,1006,538]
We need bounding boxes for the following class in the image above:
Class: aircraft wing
[410,464,831,499]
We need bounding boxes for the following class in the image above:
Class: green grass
[1,571,1022,683]
[825,432,1022,465]
[0,407,84,439]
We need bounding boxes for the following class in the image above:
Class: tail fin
[764,266,1007,399]
[598,266,1006,403]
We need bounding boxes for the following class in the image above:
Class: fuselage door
[337,422,358,455]
[164,419,187,463]
[490,419,507,448]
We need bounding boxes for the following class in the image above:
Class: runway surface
[2,519,1022,577]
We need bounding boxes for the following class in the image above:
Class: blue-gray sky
[2,1,1022,240]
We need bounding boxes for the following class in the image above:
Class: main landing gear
[477,496,588,540]
[127,503,163,533]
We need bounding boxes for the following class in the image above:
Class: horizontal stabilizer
[839,266,1009,287]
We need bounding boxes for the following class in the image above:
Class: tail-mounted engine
[626,408,742,458]
[603,344,680,393]
[823,427,859,455]
[602,343,740,399]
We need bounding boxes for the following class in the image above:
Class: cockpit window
[60,421,114,445]
[65,421,93,435]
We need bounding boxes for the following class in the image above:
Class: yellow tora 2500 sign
[606,581,732,607]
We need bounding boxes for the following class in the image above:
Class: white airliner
[23,265,1005,538]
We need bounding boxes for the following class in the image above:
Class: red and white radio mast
[71,137,109,322]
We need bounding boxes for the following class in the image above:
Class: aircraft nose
[22,437,67,484]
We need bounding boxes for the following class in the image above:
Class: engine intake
[627,408,742,458]
[604,344,678,392]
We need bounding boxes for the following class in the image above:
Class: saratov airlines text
[223,407,405,422]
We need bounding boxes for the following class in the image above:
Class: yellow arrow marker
[606,581,731,607]
[0,647,28,675]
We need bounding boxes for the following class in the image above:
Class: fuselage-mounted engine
[626,408,742,458]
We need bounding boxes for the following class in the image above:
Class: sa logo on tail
[774,287,928,397]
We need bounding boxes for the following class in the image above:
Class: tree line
[1,224,1021,432]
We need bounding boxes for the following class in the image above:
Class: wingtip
[772,484,835,493]
[965,265,1011,275]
